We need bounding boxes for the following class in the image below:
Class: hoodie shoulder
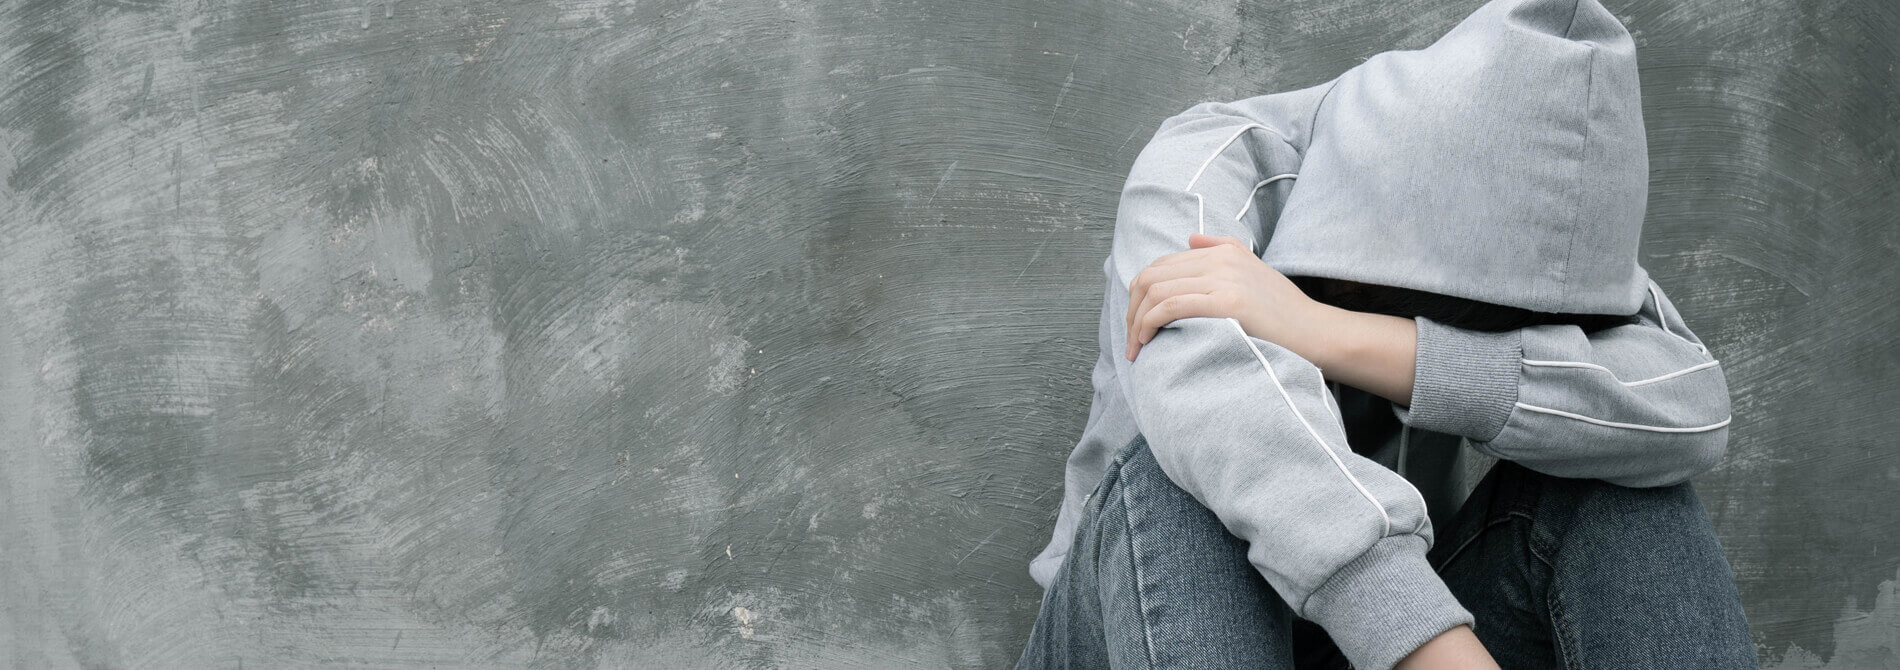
[1159,79,1339,156]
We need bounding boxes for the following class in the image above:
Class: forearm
[1396,625,1499,670]
[1308,305,1418,406]
[1388,286,1732,487]
[1106,262,1471,668]
[1109,89,1479,668]
[1112,309,1472,670]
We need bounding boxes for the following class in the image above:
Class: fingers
[1145,237,1249,271]
[1144,243,1235,269]
[1188,233,1249,251]
[1127,276,1219,351]
[1124,236,1253,360]
[1126,261,1214,328]
[1127,292,1225,361]
[1127,245,1249,325]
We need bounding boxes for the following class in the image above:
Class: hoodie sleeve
[1106,88,1473,670]
[1398,280,1733,487]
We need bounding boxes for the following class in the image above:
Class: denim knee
[1092,435,1204,519]
[1513,465,1724,565]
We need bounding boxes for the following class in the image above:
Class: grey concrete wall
[0,0,1893,667]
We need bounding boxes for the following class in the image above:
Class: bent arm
[1108,86,1472,670]
[1396,280,1732,487]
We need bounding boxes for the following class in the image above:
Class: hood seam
[1556,45,1598,307]
[1297,78,1346,157]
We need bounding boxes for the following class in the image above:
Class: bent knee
[1106,436,1201,503]
[1096,436,1230,534]
[1539,475,1723,551]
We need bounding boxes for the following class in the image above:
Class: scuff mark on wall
[1765,568,1900,669]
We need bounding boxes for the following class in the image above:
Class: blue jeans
[1014,435,1755,669]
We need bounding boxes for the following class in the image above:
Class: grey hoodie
[1027,0,1734,668]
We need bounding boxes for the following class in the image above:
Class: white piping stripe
[1233,174,1298,221]
[1176,122,1394,537]
[1184,124,1265,191]
[1521,359,1721,387]
[1625,360,1722,386]
[1514,402,1732,433]
[1229,318,1393,537]
[1194,193,1206,234]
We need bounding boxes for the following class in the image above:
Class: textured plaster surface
[0,0,1894,667]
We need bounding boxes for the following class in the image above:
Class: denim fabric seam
[1116,457,1162,669]
[1521,495,1582,669]
[1429,515,1517,573]
[1548,579,1582,670]
[1525,522,1555,570]
[1082,449,1128,604]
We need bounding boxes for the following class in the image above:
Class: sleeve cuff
[1301,534,1476,670]
[1398,316,1522,443]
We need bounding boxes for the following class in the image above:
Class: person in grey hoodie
[1013,0,1756,668]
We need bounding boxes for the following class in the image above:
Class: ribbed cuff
[1401,316,1522,443]
[1301,534,1476,670]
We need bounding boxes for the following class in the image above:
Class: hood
[1261,0,1651,315]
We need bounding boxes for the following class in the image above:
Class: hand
[1124,233,1422,405]
[1125,233,1333,364]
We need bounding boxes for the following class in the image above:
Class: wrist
[1304,302,1362,370]
[1300,302,1378,370]
[1310,306,1418,405]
